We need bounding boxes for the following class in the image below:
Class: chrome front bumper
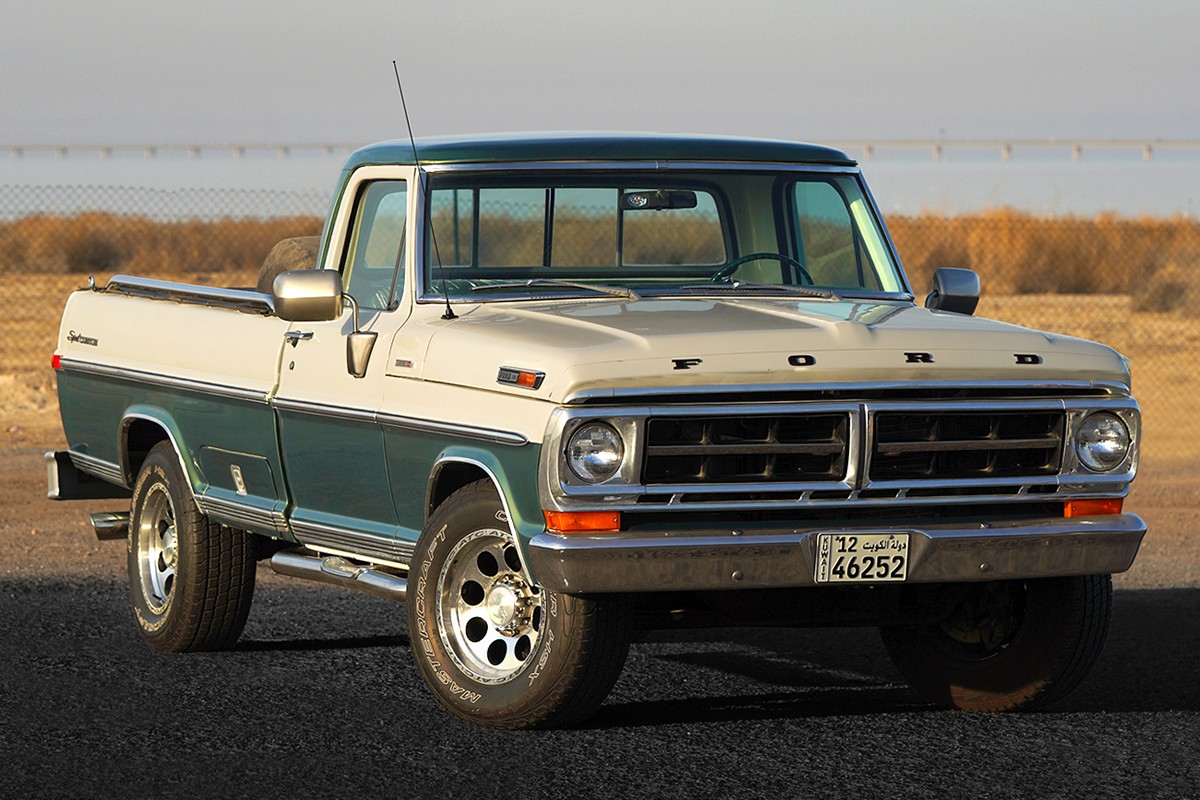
[526,513,1146,594]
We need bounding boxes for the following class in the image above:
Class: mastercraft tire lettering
[407,480,632,729]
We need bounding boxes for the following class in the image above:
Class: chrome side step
[90,511,130,540]
[269,549,407,603]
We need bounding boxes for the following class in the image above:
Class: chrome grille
[870,410,1064,481]
[643,413,849,485]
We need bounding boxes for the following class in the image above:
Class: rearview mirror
[273,270,342,322]
[620,190,698,211]
[925,268,980,315]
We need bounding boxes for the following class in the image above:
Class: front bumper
[526,513,1146,594]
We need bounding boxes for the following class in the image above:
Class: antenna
[392,60,456,321]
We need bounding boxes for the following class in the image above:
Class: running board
[269,549,408,603]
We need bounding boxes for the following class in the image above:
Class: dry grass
[0,214,323,276]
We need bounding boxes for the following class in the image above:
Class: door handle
[284,331,314,347]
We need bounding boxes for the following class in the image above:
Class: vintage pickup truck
[48,133,1144,729]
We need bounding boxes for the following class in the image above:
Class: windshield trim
[414,161,911,305]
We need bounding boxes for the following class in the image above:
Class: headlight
[1075,412,1131,472]
[566,422,624,483]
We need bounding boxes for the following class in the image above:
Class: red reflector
[544,510,621,533]
[51,355,62,371]
[1064,499,1123,518]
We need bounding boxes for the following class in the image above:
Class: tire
[127,441,256,652]
[880,575,1112,712]
[408,480,632,729]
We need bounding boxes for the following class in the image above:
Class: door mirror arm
[342,293,377,379]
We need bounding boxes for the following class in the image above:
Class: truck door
[272,177,412,565]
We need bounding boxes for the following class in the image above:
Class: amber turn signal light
[543,510,621,533]
[1064,498,1124,518]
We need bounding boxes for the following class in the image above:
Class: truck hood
[416,297,1130,402]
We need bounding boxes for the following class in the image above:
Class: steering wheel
[709,252,814,284]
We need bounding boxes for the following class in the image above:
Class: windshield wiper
[679,281,841,300]
[470,279,640,301]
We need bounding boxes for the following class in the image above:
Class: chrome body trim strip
[61,358,268,404]
[290,519,415,564]
[427,456,536,582]
[267,399,529,446]
[104,275,275,315]
[563,380,1128,405]
[67,450,126,486]
[379,413,529,446]
[527,513,1147,594]
[271,398,377,424]
[196,494,288,535]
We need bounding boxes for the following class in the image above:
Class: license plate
[814,532,909,583]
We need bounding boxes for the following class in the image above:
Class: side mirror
[925,268,980,315]
[273,270,342,322]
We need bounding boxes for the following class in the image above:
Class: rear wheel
[127,441,256,652]
[408,480,632,729]
[880,575,1112,711]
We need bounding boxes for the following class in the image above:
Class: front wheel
[408,480,632,729]
[880,575,1112,712]
[127,441,256,652]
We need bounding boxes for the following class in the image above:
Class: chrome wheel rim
[436,528,543,684]
[136,484,178,615]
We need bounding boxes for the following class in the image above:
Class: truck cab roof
[343,132,857,169]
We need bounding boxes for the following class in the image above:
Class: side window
[344,180,408,310]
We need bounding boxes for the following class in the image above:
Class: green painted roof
[343,132,856,169]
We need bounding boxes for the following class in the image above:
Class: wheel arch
[426,451,544,582]
[119,408,199,492]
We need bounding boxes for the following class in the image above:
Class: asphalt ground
[3,446,1199,799]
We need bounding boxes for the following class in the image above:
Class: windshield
[422,169,908,300]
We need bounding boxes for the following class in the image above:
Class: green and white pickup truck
[48,133,1144,728]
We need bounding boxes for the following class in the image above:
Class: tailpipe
[270,549,407,603]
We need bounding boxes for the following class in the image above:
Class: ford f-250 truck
[48,133,1144,729]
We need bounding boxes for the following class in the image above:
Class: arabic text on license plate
[814,532,909,583]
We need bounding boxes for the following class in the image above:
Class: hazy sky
[5,0,1198,145]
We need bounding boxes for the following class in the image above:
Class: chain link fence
[3,185,1196,463]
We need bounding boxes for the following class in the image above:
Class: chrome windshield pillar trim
[61,358,269,404]
[526,513,1146,594]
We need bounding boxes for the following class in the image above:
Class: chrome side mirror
[925,268,980,315]
[273,270,342,322]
